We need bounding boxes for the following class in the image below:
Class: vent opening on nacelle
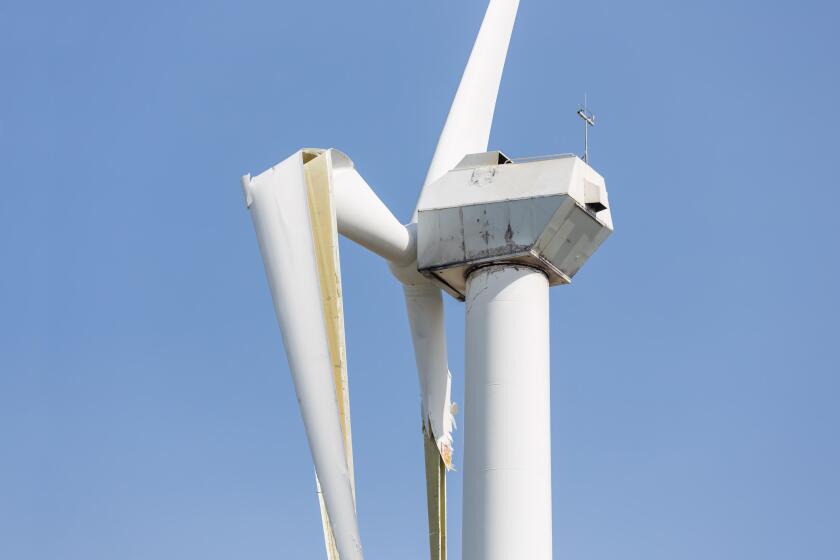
[586,201,607,214]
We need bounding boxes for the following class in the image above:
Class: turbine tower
[239,1,613,558]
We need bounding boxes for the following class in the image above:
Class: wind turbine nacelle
[416,152,614,300]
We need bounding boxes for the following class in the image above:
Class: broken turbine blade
[242,149,362,560]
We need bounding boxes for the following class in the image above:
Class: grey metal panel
[416,154,612,299]
[508,196,564,248]
[538,205,608,278]
[418,206,465,270]
[533,197,577,252]
[463,201,513,260]
[430,267,469,301]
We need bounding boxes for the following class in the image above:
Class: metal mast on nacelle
[577,95,596,163]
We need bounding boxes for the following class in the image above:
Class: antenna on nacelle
[577,93,596,163]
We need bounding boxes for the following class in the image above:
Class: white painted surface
[387,230,457,467]
[417,153,612,231]
[242,152,363,560]
[463,265,552,560]
[329,150,415,266]
[403,283,455,466]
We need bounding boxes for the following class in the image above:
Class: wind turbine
[239,1,613,559]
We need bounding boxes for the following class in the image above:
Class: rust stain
[504,223,514,244]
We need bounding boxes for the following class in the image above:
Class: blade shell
[403,284,455,469]
[331,151,415,266]
[243,150,362,560]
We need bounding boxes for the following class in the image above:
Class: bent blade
[243,150,362,560]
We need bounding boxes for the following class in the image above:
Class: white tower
[239,1,614,558]
[416,152,612,559]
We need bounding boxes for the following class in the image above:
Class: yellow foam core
[304,150,354,560]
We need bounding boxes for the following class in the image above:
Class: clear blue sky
[2,1,838,558]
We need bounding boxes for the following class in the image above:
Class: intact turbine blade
[242,149,362,560]
[413,0,520,221]
[330,150,415,266]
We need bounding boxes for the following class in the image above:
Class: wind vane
[577,94,596,163]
